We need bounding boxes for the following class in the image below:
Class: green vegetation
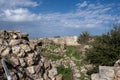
[80,73,86,80]
[66,46,74,57]
[46,54,63,61]
[41,47,47,52]
[77,31,90,44]
[57,66,72,80]
[85,24,120,74]
[72,52,81,60]
[40,40,64,61]
[66,46,81,59]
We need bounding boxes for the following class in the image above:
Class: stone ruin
[91,60,120,80]
[0,30,62,80]
[40,36,80,46]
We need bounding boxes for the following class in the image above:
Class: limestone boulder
[18,49,26,57]
[91,74,100,80]
[10,57,20,66]
[12,46,21,54]
[27,66,35,74]
[12,34,18,39]
[19,58,26,67]
[26,53,34,66]
[99,66,115,80]
[48,68,57,80]
[20,44,31,52]
[9,39,21,46]
[1,47,11,56]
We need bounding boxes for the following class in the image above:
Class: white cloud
[0,0,119,29]
[36,3,115,28]
[76,1,88,8]
[3,8,41,22]
[0,0,41,22]
[0,0,39,8]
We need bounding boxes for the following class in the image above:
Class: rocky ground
[0,30,95,80]
[33,38,92,80]
[0,30,62,80]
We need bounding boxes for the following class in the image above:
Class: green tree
[86,24,120,67]
[77,31,90,44]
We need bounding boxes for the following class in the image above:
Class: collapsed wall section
[0,30,61,80]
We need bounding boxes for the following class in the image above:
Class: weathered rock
[20,44,31,52]
[9,39,21,46]
[10,72,18,80]
[18,72,24,79]
[0,30,9,39]
[80,66,87,73]
[115,67,120,77]
[99,66,115,80]
[36,78,44,80]
[0,45,6,53]
[91,66,116,80]
[0,30,61,80]
[56,74,62,80]
[26,53,34,66]
[12,34,18,39]
[74,72,81,78]
[48,68,57,80]
[114,59,120,67]
[27,66,35,74]
[18,49,26,57]
[44,60,51,69]
[35,64,42,74]
[0,39,4,45]
[1,47,11,56]
[10,57,20,66]
[12,46,21,54]
[21,33,28,38]
[43,73,49,80]
[30,43,36,50]
[19,58,26,67]
[91,74,100,80]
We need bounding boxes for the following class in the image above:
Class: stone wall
[0,30,61,80]
[91,60,120,80]
[39,36,80,46]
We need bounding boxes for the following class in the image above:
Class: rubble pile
[0,30,61,80]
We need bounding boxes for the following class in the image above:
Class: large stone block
[91,73,100,80]
[27,66,35,74]
[9,39,21,46]
[12,46,21,54]
[1,47,11,56]
[99,66,115,80]
[20,44,31,52]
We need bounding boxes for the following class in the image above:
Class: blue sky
[0,0,120,38]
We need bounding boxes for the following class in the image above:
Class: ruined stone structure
[40,36,80,46]
[0,30,61,80]
[91,60,120,80]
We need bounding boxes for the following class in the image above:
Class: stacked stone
[91,60,120,80]
[0,30,61,80]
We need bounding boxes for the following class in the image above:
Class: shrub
[77,31,90,44]
[85,24,120,70]
[57,66,72,80]
[66,46,74,57]
[66,46,81,59]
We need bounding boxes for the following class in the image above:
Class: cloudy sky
[0,0,120,38]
